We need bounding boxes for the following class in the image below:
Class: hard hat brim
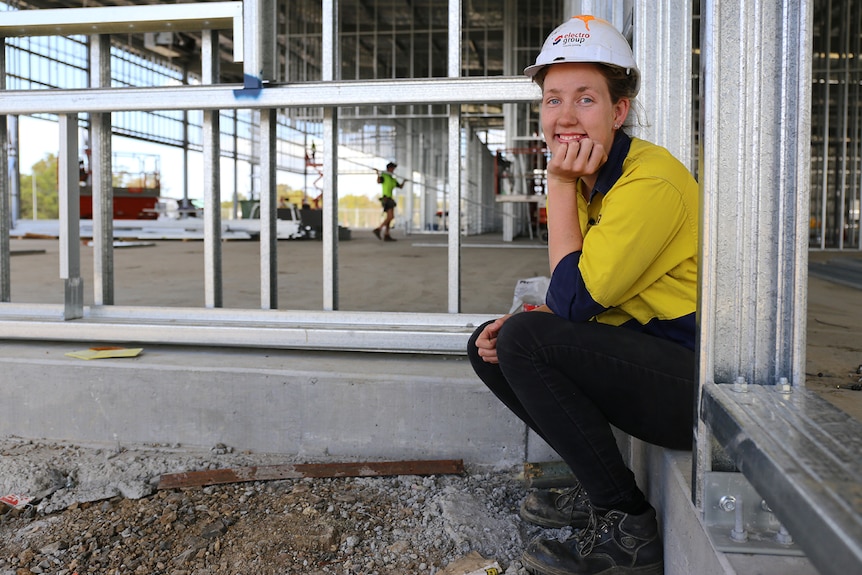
[524,62,546,78]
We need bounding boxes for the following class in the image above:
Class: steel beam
[697,0,823,567]
[632,0,694,171]
[0,78,538,116]
[202,29,223,309]
[702,382,862,574]
[58,114,83,320]
[698,0,812,392]
[446,0,462,313]
[259,108,278,309]
[321,0,339,311]
[0,305,495,355]
[0,51,8,304]
[90,34,114,306]
[0,2,244,62]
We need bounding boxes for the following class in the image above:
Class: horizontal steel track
[0,304,494,355]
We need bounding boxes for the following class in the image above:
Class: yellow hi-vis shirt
[379,172,399,198]
[546,134,698,350]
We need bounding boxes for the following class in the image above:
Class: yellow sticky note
[65,347,144,360]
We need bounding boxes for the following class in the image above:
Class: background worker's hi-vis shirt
[379,172,399,198]
[546,135,699,350]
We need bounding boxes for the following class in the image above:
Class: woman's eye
[579,96,594,105]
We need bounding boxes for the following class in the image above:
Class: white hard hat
[524,15,639,94]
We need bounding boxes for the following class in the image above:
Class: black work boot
[520,484,592,528]
[521,506,663,575]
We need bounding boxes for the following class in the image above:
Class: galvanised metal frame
[447,0,462,313]
[321,0,339,311]
[90,35,113,306]
[202,27,224,309]
[0,303,496,353]
[0,3,245,62]
[698,1,862,573]
[0,78,536,113]
[0,0,536,353]
[0,50,7,304]
[632,0,694,173]
[697,0,811,468]
[57,113,83,321]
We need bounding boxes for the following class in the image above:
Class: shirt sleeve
[546,251,607,320]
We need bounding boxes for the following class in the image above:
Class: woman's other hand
[474,314,511,364]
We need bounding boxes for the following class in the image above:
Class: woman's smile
[557,133,589,143]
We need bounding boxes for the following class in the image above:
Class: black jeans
[467,312,695,512]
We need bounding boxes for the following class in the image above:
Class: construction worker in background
[373,161,405,241]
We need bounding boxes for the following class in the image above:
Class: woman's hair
[596,64,639,102]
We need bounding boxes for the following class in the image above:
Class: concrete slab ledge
[0,341,528,466]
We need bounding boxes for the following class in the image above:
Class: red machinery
[78,151,161,220]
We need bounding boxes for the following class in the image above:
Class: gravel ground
[0,437,553,575]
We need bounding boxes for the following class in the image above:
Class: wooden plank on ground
[158,459,465,489]
[522,460,577,488]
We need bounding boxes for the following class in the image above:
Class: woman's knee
[495,312,546,359]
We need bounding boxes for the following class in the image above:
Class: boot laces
[553,483,587,514]
[573,508,613,556]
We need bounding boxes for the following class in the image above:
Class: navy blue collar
[587,131,631,201]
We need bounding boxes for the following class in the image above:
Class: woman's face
[540,63,629,161]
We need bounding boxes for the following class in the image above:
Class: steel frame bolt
[776,525,794,545]
[729,496,748,542]
[719,495,736,512]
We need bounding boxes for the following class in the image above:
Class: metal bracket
[703,471,804,556]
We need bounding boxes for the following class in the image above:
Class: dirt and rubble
[0,438,551,575]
